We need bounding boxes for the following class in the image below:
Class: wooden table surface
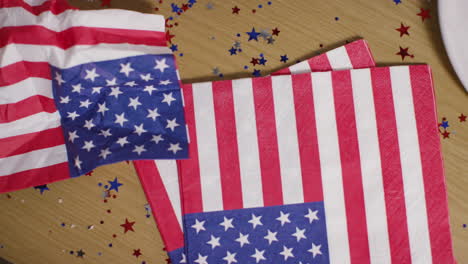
[1,0,467,263]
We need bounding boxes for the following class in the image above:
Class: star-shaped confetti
[459,113,466,122]
[229,47,237,55]
[120,218,136,233]
[280,55,289,63]
[232,6,240,14]
[440,119,449,129]
[272,27,280,36]
[133,249,142,258]
[396,46,414,60]
[107,177,123,192]
[246,28,261,41]
[34,184,49,194]
[442,130,450,139]
[250,58,259,66]
[417,8,431,22]
[76,249,85,258]
[252,69,261,77]
[166,30,175,43]
[393,0,401,4]
[258,57,267,65]
[396,23,410,37]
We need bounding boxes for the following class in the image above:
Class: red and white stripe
[134,40,376,252]
[178,65,454,263]
[0,0,170,192]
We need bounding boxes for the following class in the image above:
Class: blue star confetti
[34,184,49,194]
[246,27,261,41]
[280,55,289,63]
[107,177,123,192]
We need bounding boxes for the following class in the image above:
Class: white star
[223,251,237,264]
[125,81,137,87]
[235,232,249,248]
[191,219,205,234]
[106,78,117,86]
[159,79,172,85]
[151,134,164,144]
[219,217,234,231]
[194,254,208,264]
[84,68,100,82]
[143,85,157,95]
[55,72,65,85]
[114,113,128,127]
[97,102,109,115]
[74,156,82,170]
[133,124,147,136]
[99,148,112,159]
[248,214,263,229]
[140,73,154,82]
[292,227,307,242]
[71,83,83,93]
[308,243,322,258]
[68,130,79,143]
[251,248,266,263]
[166,118,180,131]
[60,96,70,104]
[116,136,129,147]
[132,145,146,155]
[264,230,278,245]
[168,143,182,154]
[92,86,103,94]
[82,140,95,152]
[146,108,160,121]
[279,246,294,261]
[305,209,319,224]
[109,87,123,99]
[276,211,291,226]
[128,97,142,110]
[67,111,79,120]
[180,253,187,263]
[83,119,95,130]
[99,129,112,138]
[155,58,169,72]
[79,99,92,108]
[119,62,134,77]
[206,235,221,249]
[162,92,176,106]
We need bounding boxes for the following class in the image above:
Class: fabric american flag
[179,65,454,264]
[0,0,187,192]
[133,40,376,263]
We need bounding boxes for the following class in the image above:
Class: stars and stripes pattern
[52,54,187,177]
[133,40,376,263]
[179,65,454,264]
[0,0,185,191]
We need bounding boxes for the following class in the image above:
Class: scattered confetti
[76,249,85,258]
[87,225,94,230]
[272,27,280,36]
[34,184,49,194]
[107,177,123,192]
[246,28,261,41]
[396,46,414,60]
[232,6,240,14]
[133,248,142,258]
[252,69,261,77]
[120,218,136,233]
[459,113,466,122]
[393,0,402,4]
[58,198,63,203]
[396,23,410,37]
[442,130,450,139]
[417,8,431,22]
[85,170,94,176]
[280,55,289,63]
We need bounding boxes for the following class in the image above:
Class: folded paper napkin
[0,0,188,192]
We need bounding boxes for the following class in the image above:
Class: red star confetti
[120,218,135,233]
[459,113,466,122]
[442,130,450,139]
[85,170,94,176]
[232,6,240,14]
[250,58,259,66]
[396,23,410,37]
[272,27,280,36]
[133,249,142,258]
[181,3,189,11]
[100,0,111,7]
[396,46,414,60]
[417,8,431,22]
[165,31,175,43]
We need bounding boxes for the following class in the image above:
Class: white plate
[439,1,468,92]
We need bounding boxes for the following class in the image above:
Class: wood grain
[1,0,467,263]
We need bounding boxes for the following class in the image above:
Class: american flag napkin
[134,40,376,263]
[0,0,187,192]
[180,65,454,264]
